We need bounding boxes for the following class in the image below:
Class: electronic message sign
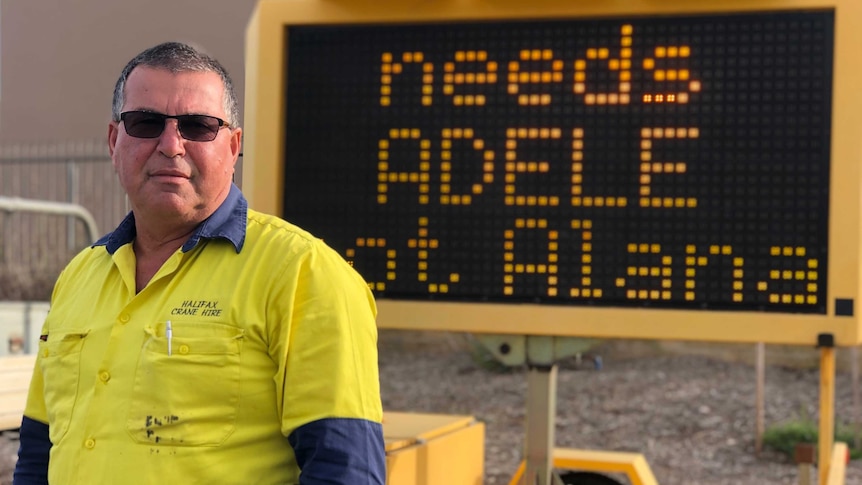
[244,0,862,345]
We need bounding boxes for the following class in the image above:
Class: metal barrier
[0,196,100,242]
[0,140,125,299]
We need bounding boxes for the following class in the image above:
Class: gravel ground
[378,331,862,485]
[3,331,862,485]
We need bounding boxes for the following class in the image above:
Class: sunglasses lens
[178,116,221,142]
[120,112,225,141]
[122,112,166,138]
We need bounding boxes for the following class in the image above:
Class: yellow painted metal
[384,411,476,443]
[825,442,848,485]
[508,447,659,485]
[243,3,285,218]
[244,0,862,345]
[819,346,837,485]
[383,412,485,485]
[375,300,859,345]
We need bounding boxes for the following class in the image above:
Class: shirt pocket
[126,321,244,446]
[38,330,90,444]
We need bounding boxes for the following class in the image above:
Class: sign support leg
[523,364,560,485]
[818,334,835,485]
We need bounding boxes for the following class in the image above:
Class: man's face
[108,66,241,225]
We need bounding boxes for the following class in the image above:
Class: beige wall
[0,0,257,143]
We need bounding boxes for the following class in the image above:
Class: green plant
[763,419,818,458]
[763,417,862,461]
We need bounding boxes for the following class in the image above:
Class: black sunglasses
[120,111,231,142]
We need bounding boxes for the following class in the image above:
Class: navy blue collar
[94,184,248,255]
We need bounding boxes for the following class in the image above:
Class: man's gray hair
[111,42,240,127]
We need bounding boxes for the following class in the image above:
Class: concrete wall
[0,0,257,143]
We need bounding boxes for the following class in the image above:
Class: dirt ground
[378,331,862,485]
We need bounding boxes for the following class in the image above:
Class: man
[14,42,386,485]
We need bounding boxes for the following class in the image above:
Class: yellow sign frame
[244,0,862,345]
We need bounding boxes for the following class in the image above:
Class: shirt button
[84,438,96,449]
[179,344,190,355]
[42,349,50,358]
[99,371,111,383]
[119,314,131,324]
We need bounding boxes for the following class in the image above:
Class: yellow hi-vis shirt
[23,186,383,484]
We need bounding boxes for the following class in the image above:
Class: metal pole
[798,463,812,485]
[852,346,861,451]
[66,160,79,250]
[523,364,557,485]
[755,342,765,455]
[818,339,836,485]
[23,301,32,354]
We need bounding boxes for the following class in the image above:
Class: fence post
[67,159,79,251]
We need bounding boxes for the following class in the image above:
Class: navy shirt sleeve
[13,416,50,485]
[288,418,386,484]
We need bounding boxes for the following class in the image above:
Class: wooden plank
[0,374,32,391]
[0,354,36,370]
[0,392,27,408]
[0,413,24,431]
[0,393,28,430]
[0,367,35,386]
[0,354,35,431]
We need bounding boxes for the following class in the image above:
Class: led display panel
[283,12,832,313]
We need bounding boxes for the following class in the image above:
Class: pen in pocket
[166,320,173,356]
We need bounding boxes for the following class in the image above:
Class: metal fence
[0,139,128,299]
